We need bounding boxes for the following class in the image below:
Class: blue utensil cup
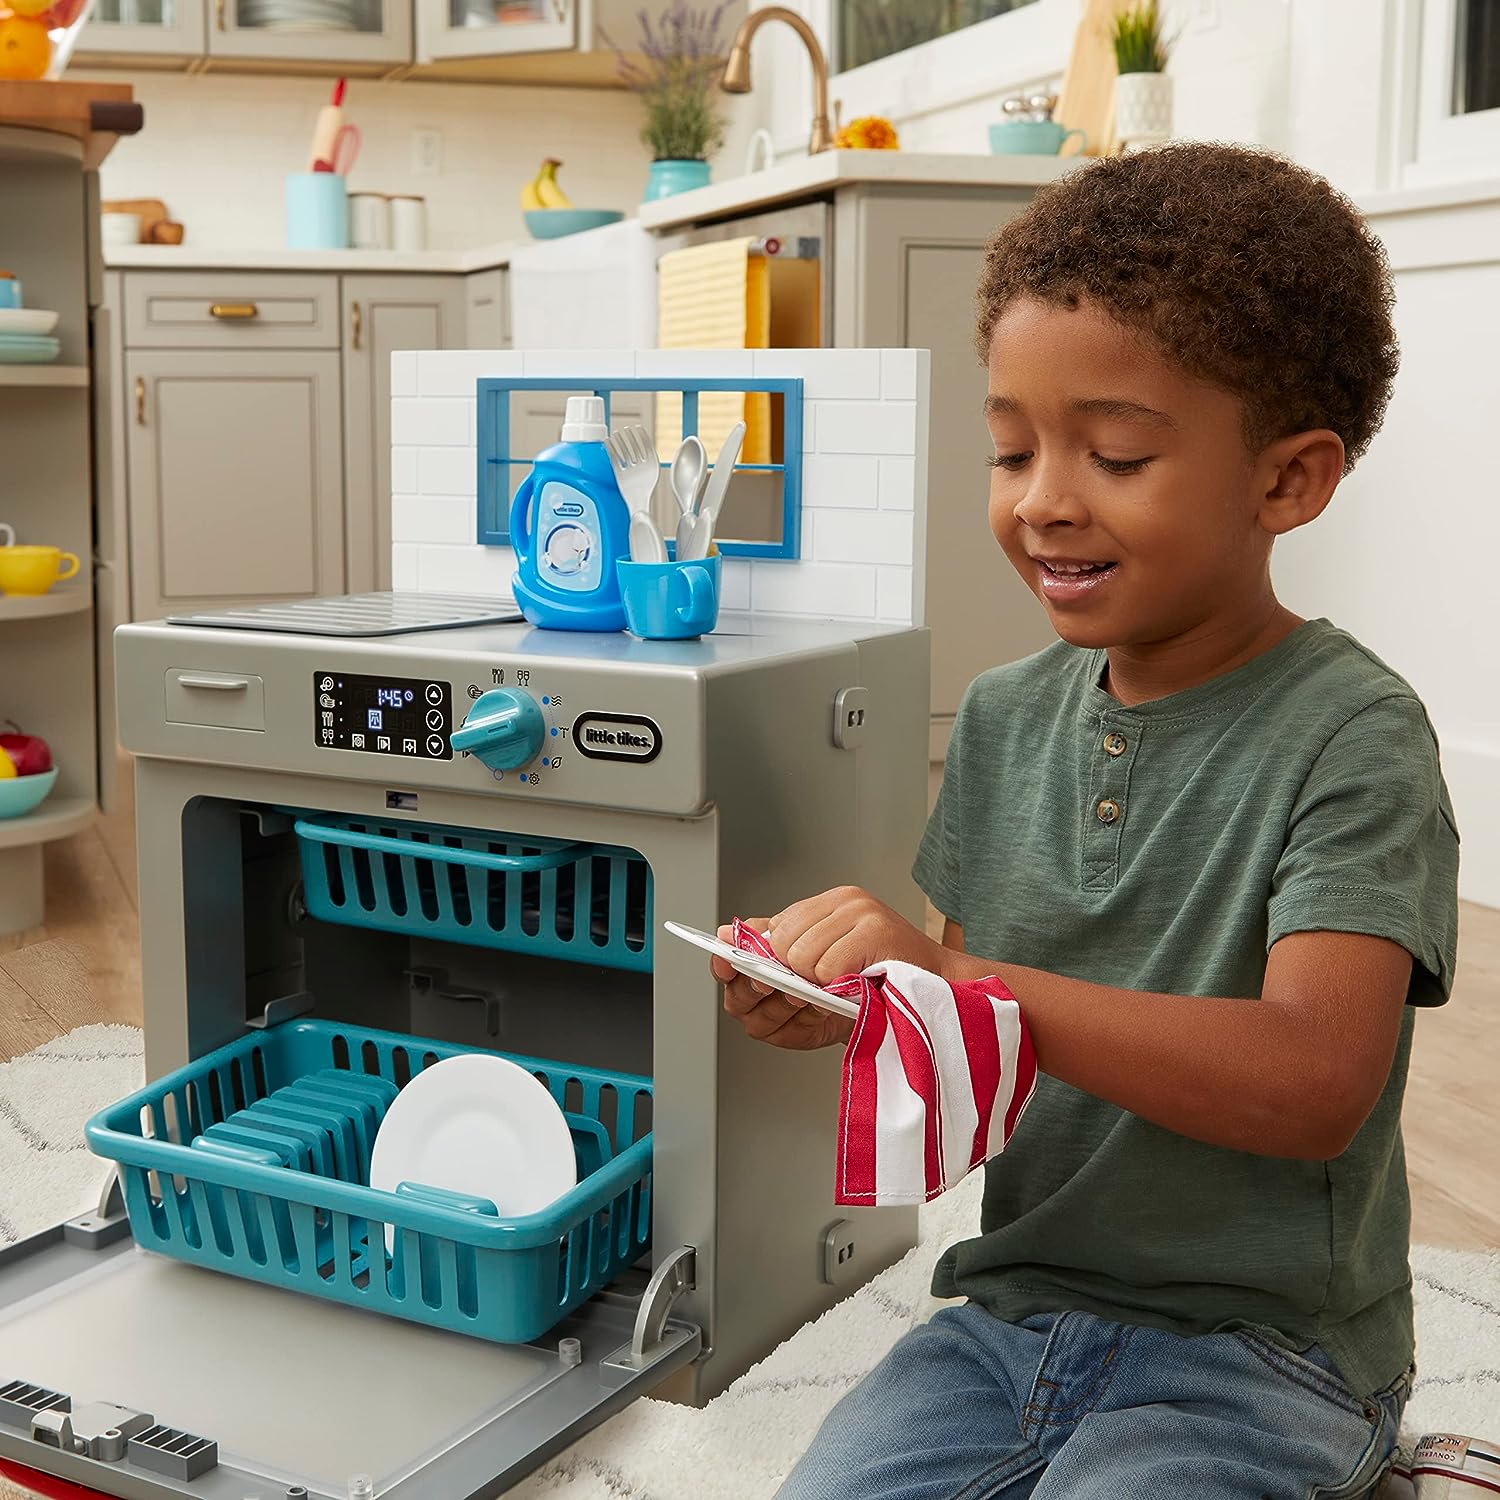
[617,554,720,640]
[285,172,349,250]
[988,120,1087,156]
[0,278,22,310]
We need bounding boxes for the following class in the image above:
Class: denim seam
[949,1443,1047,1500]
[1234,1331,1365,1417]
[1306,1394,1390,1500]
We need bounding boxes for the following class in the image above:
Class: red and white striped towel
[732,920,1037,1206]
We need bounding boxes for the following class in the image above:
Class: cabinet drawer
[165,669,266,730]
[124,272,339,348]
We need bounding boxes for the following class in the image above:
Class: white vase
[1114,70,1173,150]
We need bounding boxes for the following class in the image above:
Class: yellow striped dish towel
[655,237,771,465]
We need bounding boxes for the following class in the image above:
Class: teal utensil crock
[286,172,349,250]
[617,554,720,640]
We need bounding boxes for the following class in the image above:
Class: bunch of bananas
[520,159,574,211]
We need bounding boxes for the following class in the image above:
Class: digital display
[314,671,452,759]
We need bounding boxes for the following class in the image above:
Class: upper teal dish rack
[475,375,805,561]
[85,1019,654,1345]
[295,814,652,971]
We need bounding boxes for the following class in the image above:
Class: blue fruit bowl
[0,766,58,819]
[524,209,625,240]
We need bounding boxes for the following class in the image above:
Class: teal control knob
[450,689,545,771]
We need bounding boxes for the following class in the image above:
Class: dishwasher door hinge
[600,1246,698,1386]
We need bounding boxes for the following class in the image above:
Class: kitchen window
[1404,0,1500,185]
[836,0,1039,72]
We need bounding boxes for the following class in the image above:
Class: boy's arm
[728,891,1411,1160]
[940,917,1410,1160]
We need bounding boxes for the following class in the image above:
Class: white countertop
[103,242,522,273]
[636,150,1079,230]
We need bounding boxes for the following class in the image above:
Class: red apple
[38,0,86,27]
[0,731,51,776]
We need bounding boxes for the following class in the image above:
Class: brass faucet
[721,6,833,155]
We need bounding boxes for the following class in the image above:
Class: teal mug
[617,554,720,640]
[988,120,1086,156]
[0,275,21,310]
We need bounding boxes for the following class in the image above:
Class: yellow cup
[0,545,81,595]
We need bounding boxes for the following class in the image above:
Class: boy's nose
[1013,480,1089,531]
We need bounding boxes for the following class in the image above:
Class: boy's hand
[710,889,947,1051]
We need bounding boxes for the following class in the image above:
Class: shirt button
[1096,798,1121,825]
[1103,732,1127,757]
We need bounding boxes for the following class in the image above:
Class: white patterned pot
[1114,70,1173,150]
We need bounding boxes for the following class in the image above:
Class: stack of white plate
[0,308,60,364]
[238,0,357,30]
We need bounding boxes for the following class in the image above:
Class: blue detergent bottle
[509,396,631,632]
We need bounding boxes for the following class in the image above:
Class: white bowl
[0,309,58,336]
[101,213,142,247]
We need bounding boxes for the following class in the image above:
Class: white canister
[389,195,427,252]
[348,192,391,250]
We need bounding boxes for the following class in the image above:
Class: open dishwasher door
[0,1197,699,1500]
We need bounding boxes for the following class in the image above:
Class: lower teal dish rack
[85,1020,653,1345]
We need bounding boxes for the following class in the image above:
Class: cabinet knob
[209,302,258,320]
[134,374,145,426]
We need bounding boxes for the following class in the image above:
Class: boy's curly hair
[976,142,1399,472]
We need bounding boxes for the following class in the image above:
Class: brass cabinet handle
[134,374,145,426]
[209,302,258,320]
[216,0,226,28]
[351,300,362,351]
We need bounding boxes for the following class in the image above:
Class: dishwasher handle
[174,673,252,692]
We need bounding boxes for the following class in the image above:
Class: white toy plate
[663,920,861,1020]
[369,1053,577,1250]
[0,309,59,336]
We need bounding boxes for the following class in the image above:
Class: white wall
[91,70,761,250]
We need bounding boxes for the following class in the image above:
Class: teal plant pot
[644,159,711,202]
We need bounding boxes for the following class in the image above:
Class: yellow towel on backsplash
[656,238,771,465]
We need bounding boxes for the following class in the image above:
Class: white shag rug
[2,1026,1496,1499]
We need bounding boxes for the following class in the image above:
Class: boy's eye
[1093,454,1152,475]
[987,452,1032,471]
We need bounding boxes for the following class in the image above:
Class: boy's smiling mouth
[1032,554,1119,601]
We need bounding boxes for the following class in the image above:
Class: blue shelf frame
[475,375,805,561]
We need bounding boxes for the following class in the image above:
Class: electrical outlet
[821,1219,858,1286]
[412,128,443,177]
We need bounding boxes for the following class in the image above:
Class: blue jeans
[777,1305,1409,1500]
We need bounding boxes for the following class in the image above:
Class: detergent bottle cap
[561,395,607,442]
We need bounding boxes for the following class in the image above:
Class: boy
[712,142,1460,1499]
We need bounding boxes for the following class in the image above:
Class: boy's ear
[1257,429,1345,536]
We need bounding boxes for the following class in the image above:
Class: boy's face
[985,296,1271,651]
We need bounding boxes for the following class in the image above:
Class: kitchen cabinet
[341,273,465,591]
[79,0,205,60]
[206,0,412,69]
[126,347,346,618]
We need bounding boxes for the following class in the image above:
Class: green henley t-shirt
[912,617,1460,1397]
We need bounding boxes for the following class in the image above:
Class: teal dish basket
[295,816,652,972]
[85,1020,654,1345]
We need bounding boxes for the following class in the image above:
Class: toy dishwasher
[0,598,929,1500]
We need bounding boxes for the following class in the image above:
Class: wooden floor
[2,758,1498,1251]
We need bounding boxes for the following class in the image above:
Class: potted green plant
[1110,0,1173,151]
[608,3,730,201]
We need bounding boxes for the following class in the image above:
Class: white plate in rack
[0,309,58,336]
[663,920,862,1020]
[368,1053,577,1251]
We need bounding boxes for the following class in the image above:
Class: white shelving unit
[0,120,108,937]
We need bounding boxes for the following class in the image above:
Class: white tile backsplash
[397,348,928,626]
[391,352,417,399]
[814,400,919,456]
[391,542,420,590]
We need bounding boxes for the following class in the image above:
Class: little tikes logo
[573,713,662,764]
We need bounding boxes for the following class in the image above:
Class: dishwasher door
[0,1204,699,1500]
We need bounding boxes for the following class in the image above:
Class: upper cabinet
[73,0,698,76]
[82,0,205,60]
[210,0,411,66]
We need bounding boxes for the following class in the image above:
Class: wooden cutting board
[1055,0,1119,157]
[102,197,168,242]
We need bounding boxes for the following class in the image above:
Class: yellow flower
[833,115,900,151]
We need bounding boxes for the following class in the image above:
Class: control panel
[313,671,453,759]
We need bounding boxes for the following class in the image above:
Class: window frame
[1392,0,1500,187]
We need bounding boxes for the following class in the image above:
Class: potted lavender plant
[608,3,730,201]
